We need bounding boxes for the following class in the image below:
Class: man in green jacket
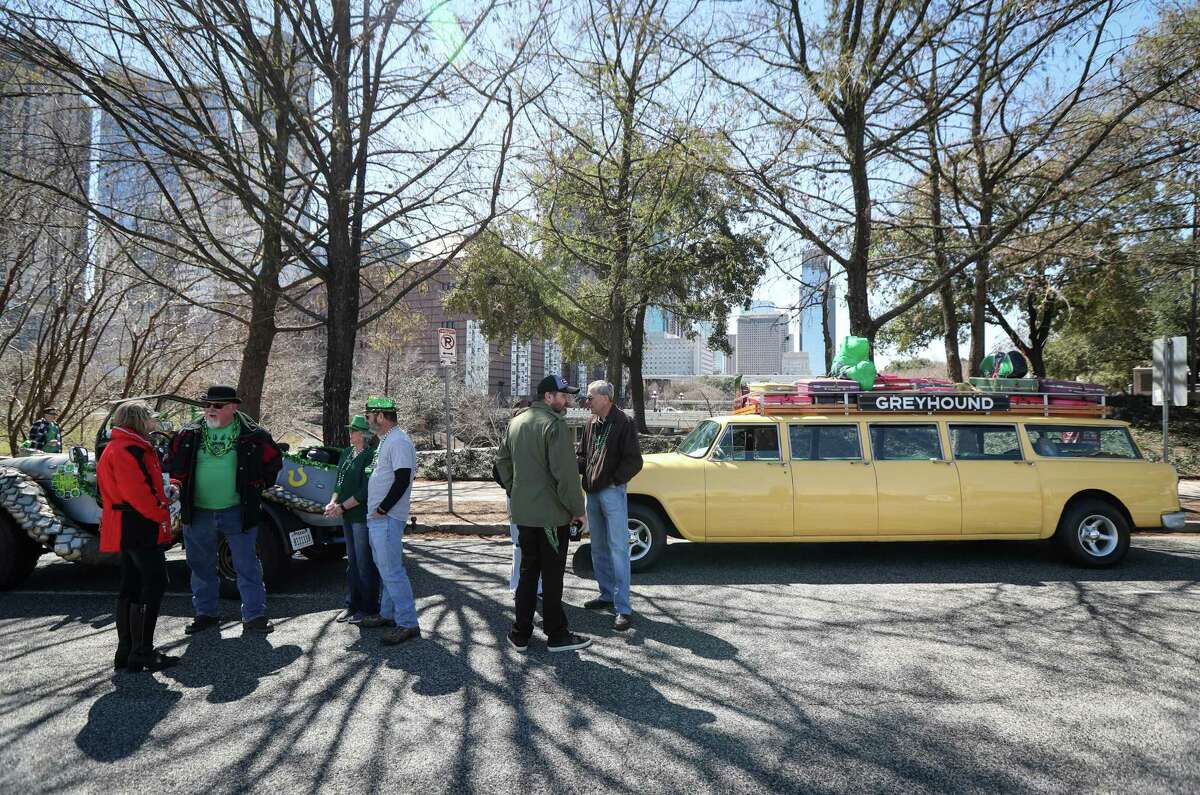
[496,374,592,653]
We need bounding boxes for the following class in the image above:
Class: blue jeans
[586,484,631,615]
[344,520,380,615]
[367,515,418,628]
[184,506,266,622]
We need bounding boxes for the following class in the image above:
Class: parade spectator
[97,400,179,672]
[578,380,643,631]
[325,415,380,625]
[496,375,591,653]
[168,385,282,635]
[359,397,422,645]
[29,407,63,453]
[491,399,541,599]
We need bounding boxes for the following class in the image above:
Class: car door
[789,423,877,537]
[868,423,962,536]
[705,423,793,537]
[950,423,1043,535]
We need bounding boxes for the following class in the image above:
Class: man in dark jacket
[29,407,62,453]
[167,385,282,635]
[577,380,642,630]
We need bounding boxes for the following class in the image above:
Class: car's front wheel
[628,503,667,573]
[216,520,291,598]
[1055,498,1131,568]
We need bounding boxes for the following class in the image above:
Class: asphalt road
[2,534,1200,794]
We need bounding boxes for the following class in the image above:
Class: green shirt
[195,421,239,510]
[335,444,374,523]
[45,422,61,453]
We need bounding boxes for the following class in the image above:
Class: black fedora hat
[199,385,242,404]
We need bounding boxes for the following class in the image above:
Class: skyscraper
[736,305,789,375]
[799,249,837,374]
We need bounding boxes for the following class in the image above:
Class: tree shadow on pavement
[163,633,303,703]
[75,673,182,762]
[548,653,717,730]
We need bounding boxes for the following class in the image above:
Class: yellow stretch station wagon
[622,409,1185,572]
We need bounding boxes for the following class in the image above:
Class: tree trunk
[844,107,873,339]
[237,279,278,421]
[630,304,648,433]
[968,209,991,376]
[822,287,834,374]
[607,294,626,404]
[939,280,964,382]
[1189,186,1198,402]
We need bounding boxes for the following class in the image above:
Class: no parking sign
[438,328,457,367]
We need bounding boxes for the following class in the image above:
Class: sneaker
[548,633,592,653]
[242,616,274,635]
[507,631,529,652]
[347,612,364,625]
[614,613,633,632]
[381,626,421,645]
[335,609,354,623]
[359,614,394,628]
[583,598,613,611]
[184,615,223,635]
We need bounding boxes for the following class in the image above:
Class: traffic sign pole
[1164,337,1172,463]
[437,328,457,512]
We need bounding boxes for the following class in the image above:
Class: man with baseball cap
[360,396,422,645]
[29,407,63,453]
[496,374,592,653]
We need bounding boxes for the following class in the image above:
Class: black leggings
[118,548,168,607]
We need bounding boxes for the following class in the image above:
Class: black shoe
[614,613,633,632]
[507,631,529,652]
[126,603,179,673]
[381,626,421,645]
[242,616,274,635]
[548,633,593,653]
[114,596,132,670]
[184,615,223,634]
[583,598,613,611]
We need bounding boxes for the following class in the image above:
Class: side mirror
[278,442,291,453]
[71,446,89,467]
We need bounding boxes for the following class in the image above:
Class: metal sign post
[438,328,457,513]
[1153,335,1188,463]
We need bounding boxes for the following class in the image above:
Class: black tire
[1054,498,1131,568]
[300,543,346,562]
[628,502,668,573]
[571,542,593,575]
[0,511,42,590]
[216,519,291,599]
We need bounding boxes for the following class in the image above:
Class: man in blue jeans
[577,380,643,631]
[168,385,283,635]
[358,396,421,645]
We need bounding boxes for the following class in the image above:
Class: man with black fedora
[167,385,283,635]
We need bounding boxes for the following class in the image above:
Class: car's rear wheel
[0,511,42,589]
[1055,498,1130,568]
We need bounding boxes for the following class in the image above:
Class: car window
[870,424,943,461]
[677,420,721,458]
[790,425,862,460]
[951,425,1022,461]
[713,425,781,461]
[1026,425,1140,459]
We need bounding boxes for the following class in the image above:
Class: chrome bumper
[1161,511,1188,531]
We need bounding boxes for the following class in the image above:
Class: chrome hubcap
[628,519,652,562]
[1077,514,1119,558]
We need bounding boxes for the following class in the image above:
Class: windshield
[676,420,722,458]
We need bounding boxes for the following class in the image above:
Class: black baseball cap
[537,374,580,395]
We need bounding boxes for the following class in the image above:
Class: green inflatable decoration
[830,335,877,390]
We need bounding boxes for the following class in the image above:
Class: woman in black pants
[96,401,179,672]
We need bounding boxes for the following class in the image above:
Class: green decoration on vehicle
[830,335,878,390]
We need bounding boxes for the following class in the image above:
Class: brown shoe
[359,615,394,628]
[381,626,421,645]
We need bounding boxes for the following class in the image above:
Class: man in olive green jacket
[496,374,592,653]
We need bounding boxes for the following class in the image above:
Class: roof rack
[733,391,1111,419]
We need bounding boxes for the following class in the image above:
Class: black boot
[126,602,179,673]
[114,597,132,671]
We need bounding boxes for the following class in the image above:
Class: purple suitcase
[795,378,861,394]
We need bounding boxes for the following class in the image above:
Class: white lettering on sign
[860,393,1003,412]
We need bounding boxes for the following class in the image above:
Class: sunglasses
[200,401,232,409]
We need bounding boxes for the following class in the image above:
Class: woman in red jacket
[97,400,179,672]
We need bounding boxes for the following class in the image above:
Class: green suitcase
[968,376,1039,393]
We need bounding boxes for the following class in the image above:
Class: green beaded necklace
[201,422,238,458]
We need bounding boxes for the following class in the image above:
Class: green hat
[346,415,370,433]
[365,396,396,411]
